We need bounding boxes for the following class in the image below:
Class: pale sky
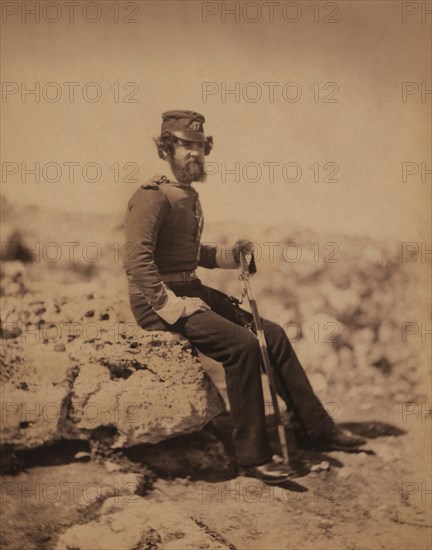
[1,0,431,241]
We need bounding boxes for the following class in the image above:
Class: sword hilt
[240,251,256,276]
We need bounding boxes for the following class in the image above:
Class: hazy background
[1,0,430,241]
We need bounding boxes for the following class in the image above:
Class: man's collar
[163,176,197,191]
[150,174,198,191]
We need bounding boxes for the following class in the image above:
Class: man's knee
[241,331,261,357]
[218,322,260,360]
[263,320,296,359]
[263,319,286,343]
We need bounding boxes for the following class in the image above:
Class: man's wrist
[215,243,239,269]
[154,286,185,324]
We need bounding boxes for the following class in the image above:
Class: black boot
[310,425,366,451]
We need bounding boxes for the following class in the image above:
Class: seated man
[123,110,365,485]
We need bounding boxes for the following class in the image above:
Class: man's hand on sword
[233,239,255,264]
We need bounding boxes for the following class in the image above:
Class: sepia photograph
[1,1,431,549]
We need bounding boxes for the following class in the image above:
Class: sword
[239,251,299,467]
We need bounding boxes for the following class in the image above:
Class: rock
[0,319,22,339]
[76,472,144,508]
[0,293,137,350]
[68,331,226,447]
[104,461,122,473]
[0,223,33,263]
[75,452,91,462]
[272,454,283,464]
[0,342,78,450]
[128,427,233,478]
[370,354,392,374]
[352,328,375,371]
[337,346,355,369]
[295,313,340,373]
[54,343,66,352]
[372,442,401,463]
[353,452,368,465]
[317,520,334,529]
[321,282,361,322]
[0,260,28,296]
[1,296,226,451]
[370,385,386,397]
[56,295,136,326]
[55,497,228,550]
[311,461,330,472]
[378,321,397,344]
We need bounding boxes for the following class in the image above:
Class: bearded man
[123,110,365,485]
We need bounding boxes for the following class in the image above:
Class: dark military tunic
[124,175,235,324]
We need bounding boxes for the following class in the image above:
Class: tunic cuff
[216,244,239,269]
[154,285,185,324]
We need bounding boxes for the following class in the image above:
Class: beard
[169,158,206,184]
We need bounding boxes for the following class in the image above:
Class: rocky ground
[0,198,430,549]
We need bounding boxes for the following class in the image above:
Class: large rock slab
[68,331,226,447]
[0,294,226,451]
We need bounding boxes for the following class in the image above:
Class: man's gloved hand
[233,239,255,265]
[215,239,256,270]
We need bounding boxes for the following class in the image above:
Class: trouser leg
[178,311,273,466]
[260,319,335,439]
[130,287,273,467]
[199,285,334,440]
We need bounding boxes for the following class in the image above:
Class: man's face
[168,138,206,184]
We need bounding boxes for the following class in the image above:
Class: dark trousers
[130,279,334,466]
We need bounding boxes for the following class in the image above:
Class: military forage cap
[161,110,206,143]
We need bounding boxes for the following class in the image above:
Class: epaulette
[153,175,169,184]
[141,182,159,190]
[141,175,169,189]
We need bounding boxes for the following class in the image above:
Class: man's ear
[154,137,170,161]
[160,149,169,162]
[204,136,214,156]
